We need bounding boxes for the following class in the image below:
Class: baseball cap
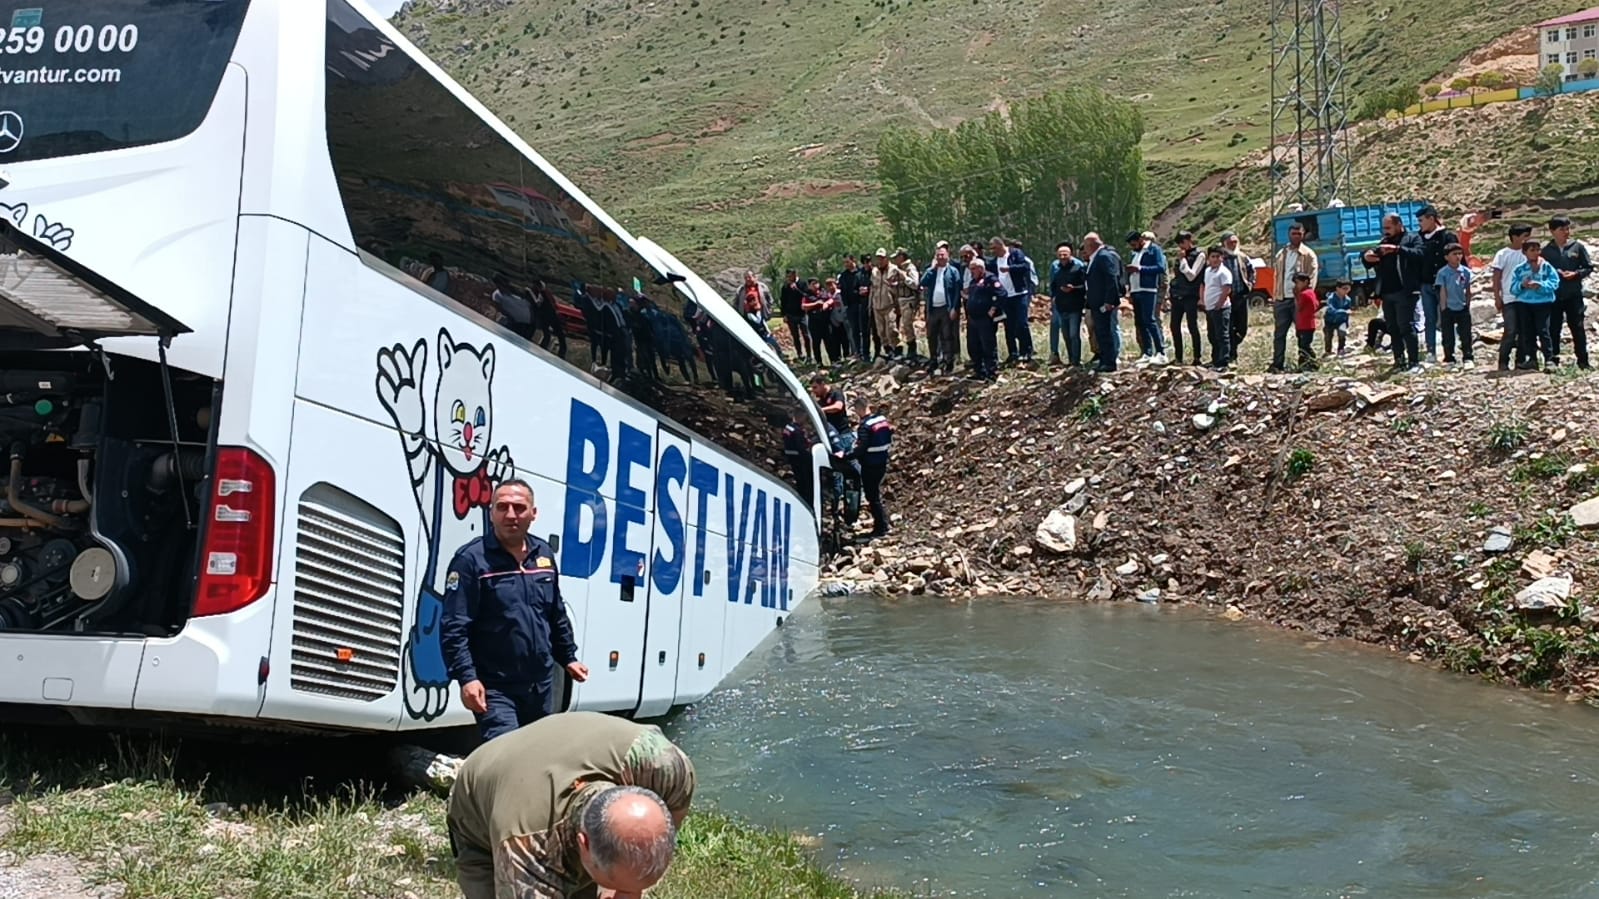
[875,248,888,257]
[894,247,909,257]
[935,240,950,249]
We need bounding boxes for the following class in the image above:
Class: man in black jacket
[1416,206,1458,363]
[1362,213,1426,372]
[837,256,872,362]
[1543,216,1593,370]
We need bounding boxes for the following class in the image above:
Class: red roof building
[1536,8,1599,81]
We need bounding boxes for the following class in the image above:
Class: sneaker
[1408,364,1424,374]
[1152,353,1169,366]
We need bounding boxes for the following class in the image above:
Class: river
[659,596,1599,898]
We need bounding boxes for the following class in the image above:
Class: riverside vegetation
[0,729,903,899]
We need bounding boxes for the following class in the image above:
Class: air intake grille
[289,489,405,702]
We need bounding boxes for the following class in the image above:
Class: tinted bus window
[323,0,815,500]
[0,1,250,163]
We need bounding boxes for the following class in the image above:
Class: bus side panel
[132,216,307,720]
[688,439,818,698]
[633,426,692,719]
[672,498,729,709]
[288,250,654,728]
[0,638,145,711]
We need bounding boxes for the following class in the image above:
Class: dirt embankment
[823,362,1599,699]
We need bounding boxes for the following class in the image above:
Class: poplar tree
[875,87,1145,255]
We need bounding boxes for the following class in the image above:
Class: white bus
[0,0,833,735]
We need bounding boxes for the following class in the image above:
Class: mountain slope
[392,0,1594,270]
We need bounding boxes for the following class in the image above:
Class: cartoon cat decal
[375,328,513,720]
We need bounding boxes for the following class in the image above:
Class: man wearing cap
[1269,222,1319,372]
[1220,232,1254,364]
[868,248,905,361]
[1125,230,1167,365]
[892,248,922,362]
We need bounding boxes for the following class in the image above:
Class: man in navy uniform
[769,411,814,501]
[850,395,893,538]
[964,258,1003,381]
[442,479,590,742]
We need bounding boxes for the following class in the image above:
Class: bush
[1536,63,1565,97]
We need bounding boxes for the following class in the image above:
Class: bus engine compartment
[0,355,215,636]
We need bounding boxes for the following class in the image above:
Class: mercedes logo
[0,112,22,155]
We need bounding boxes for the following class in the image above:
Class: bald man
[446,711,697,899]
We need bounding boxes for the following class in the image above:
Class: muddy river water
[660,596,1599,898]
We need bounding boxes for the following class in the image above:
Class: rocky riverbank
[820,355,1599,699]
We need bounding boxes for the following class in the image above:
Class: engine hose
[77,457,93,508]
[7,454,65,529]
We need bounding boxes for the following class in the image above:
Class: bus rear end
[0,0,273,727]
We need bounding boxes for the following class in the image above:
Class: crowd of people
[732,211,1592,378]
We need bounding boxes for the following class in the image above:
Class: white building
[1537,7,1599,82]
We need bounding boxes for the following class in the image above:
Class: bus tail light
[193,447,276,618]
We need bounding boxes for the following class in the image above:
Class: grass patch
[1515,513,1578,549]
[0,730,900,899]
[1488,419,1529,455]
[1511,453,1571,483]
[1286,448,1315,480]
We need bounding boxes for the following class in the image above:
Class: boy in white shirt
[1202,246,1234,370]
[1490,224,1533,372]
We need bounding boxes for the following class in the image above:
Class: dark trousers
[846,302,871,360]
[1441,308,1474,361]
[1205,306,1232,368]
[535,317,568,358]
[926,307,959,370]
[1002,294,1034,360]
[1229,295,1248,362]
[861,465,888,535]
[1131,291,1164,356]
[1419,284,1442,357]
[1091,305,1121,370]
[1169,296,1201,363]
[1516,302,1554,368]
[1382,291,1420,367]
[1296,328,1317,368]
[1270,298,1296,369]
[1367,317,1389,349]
[784,315,812,362]
[1497,304,1521,368]
[1550,291,1590,366]
[476,683,552,742]
[966,311,999,377]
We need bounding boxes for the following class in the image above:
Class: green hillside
[392,0,1593,271]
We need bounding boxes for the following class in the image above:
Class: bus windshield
[0,0,250,163]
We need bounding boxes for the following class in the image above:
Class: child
[1323,279,1354,357]
[1293,272,1319,370]
[1201,246,1234,370]
[1435,243,1474,365]
[1509,239,1559,369]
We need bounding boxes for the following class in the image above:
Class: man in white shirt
[919,245,962,374]
[1490,223,1533,372]
[1201,246,1234,370]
